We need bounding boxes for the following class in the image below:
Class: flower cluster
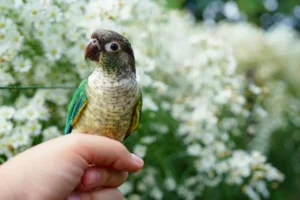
[213,23,300,153]
[0,0,294,199]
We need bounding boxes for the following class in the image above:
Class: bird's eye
[110,43,119,51]
[105,42,121,52]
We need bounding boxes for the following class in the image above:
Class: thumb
[64,133,144,172]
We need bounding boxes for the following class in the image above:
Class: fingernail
[68,193,80,200]
[86,170,100,185]
[131,153,144,166]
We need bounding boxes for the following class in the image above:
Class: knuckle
[114,140,127,152]
[114,141,131,160]
[66,133,84,148]
[64,134,91,161]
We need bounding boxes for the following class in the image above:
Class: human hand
[0,133,144,200]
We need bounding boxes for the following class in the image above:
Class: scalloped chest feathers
[72,69,139,141]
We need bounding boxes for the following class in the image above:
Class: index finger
[65,133,144,172]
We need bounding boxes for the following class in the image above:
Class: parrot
[64,29,142,142]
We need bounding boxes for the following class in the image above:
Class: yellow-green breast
[72,68,140,141]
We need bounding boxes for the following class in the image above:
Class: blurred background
[0,0,299,199]
[163,1,300,199]
[166,0,300,31]
[162,1,300,198]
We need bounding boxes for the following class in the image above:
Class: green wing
[125,90,143,139]
[64,79,88,134]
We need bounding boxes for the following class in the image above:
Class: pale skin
[0,134,144,200]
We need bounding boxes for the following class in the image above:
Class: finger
[65,133,144,172]
[67,188,122,200]
[76,167,128,192]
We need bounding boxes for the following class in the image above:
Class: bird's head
[84,29,135,74]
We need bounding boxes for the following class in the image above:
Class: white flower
[255,181,269,199]
[243,185,260,200]
[45,90,69,106]
[161,101,171,110]
[177,186,195,200]
[0,70,16,85]
[184,177,198,187]
[223,1,240,20]
[12,56,32,72]
[143,174,156,186]
[127,194,141,200]
[140,136,156,144]
[0,137,11,158]
[215,161,229,174]
[21,4,45,22]
[214,88,233,104]
[203,175,222,187]
[0,106,15,119]
[213,141,227,153]
[226,174,243,185]
[46,5,63,22]
[249,84,261,95]
[152,81,168,93]
[75,62,92,79]
[133,144,147,158]
[201,132,215,145]
[42,126,61,141]
[0,17,22,61]
[15,105,40,121]
[264,164,284,182]
[228,151,251,178]
[150,187,163,200]
[151,123,169,134]
[187,143,202,156]
[0,118,13,135]
[164,177,177,191]
[137,181,147,192]
[221,118,238,130]
[250,151,266,165]
[119,182,132,196]
[142,96,158,111]
[31,90,47,106]
[36,106,50,121]
[195,154,216,172]
[10,132,31,149]
[43,36,64,61]
[22,121,42,136]
[119,5,133,21]
[253,106,268,119]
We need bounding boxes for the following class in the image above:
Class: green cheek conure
[64,29,142,141]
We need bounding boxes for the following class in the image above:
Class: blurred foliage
[212,20,300,200]
[156,0,300,199]
[163,0,300,31]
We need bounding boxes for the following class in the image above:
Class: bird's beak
[84,38,101,62]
